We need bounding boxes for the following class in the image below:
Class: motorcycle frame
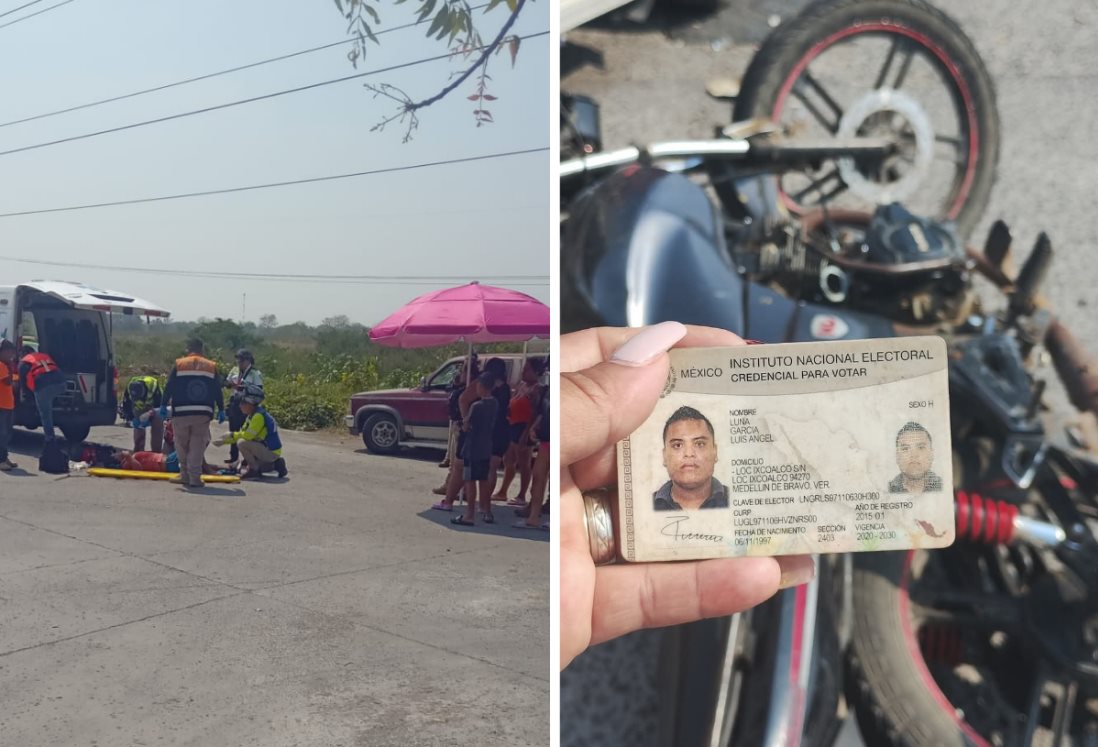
[562,140,1098,746]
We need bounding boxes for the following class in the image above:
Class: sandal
[482,512,495,524]
[512,521,548,531]
[431,502,453,512]
[506,498,528,507]
[450,515,475,526]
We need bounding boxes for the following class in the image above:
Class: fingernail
[776,556,816,589]
[610,322,687,367]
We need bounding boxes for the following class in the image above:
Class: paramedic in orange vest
[162,338,225,489]
[0,339,17,470]
[18,346,67,442]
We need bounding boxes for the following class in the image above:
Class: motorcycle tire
[846,550,990,747]
[732,0,1000,239]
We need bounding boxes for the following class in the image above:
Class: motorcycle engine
[744,202,974,325]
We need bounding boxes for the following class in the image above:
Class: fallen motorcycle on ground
[562,0,1098,744]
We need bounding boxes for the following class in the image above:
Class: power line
[0,30,549,161]
[0,146,549,218]
[0,0,73,30]
[0,0,48,20]
[4,261,548,288]
[0,2,492,131]
[0,254,547,282]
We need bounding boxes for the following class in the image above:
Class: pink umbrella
[368,282,549,348]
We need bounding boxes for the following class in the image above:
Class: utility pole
[242,293,247,323]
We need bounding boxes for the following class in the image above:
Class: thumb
[561,322,687,467]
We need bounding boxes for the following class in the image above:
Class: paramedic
[18,346,67,442]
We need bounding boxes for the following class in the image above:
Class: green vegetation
[112,317,533,431]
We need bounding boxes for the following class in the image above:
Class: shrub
[262,378,346,431]
[114,328,538,431]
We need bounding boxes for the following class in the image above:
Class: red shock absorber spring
[955,490,1018,544]
[918,624,964,667]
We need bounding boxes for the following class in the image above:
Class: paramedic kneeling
[214,385,287,480]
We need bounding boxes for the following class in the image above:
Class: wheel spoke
[1050,679,1078,747]
[789,167,843,203]
[934,134,966,165]
[817,179,849,204]
[1022,671,1052,746]
[875,37,917,90]
[1022,671,1079,747]
[792,69,844,133]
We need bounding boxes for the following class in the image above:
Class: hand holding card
[560,323,815,669]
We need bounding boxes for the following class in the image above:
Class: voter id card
[616,336,954,561]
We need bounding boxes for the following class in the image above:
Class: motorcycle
[561,1,1098,745]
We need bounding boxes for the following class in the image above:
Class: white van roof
[7,280,170,318]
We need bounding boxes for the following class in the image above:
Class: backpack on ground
[39,440,69,474]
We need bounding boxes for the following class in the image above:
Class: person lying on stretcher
[114,449,218,475]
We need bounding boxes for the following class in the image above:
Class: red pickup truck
[346,353,530,454]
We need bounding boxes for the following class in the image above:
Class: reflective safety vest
[127,375,161,411]
[169,354,219,417]
[258,409,283,453]
[231,407,283,455]
[20,352,60,392]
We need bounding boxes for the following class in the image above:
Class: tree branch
[404,0,526,113]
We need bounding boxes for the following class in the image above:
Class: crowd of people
[120,341,286,486]
[0,338,550,536]
[0,338,287,487]
[431,355,550,531]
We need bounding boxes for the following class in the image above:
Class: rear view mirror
[420,376,428,390]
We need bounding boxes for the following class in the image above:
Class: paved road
[562,0,1098,744]
[0,425,548,746]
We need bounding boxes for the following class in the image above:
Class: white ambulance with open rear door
[0,281,170,443]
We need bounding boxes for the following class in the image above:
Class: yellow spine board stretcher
[88,468,241,484]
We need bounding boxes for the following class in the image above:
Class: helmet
[236,348,254,364]
[128,379,148,400]
[241,382,265,405]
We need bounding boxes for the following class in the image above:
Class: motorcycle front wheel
[848,543,1098,747]
[847,550,993,747]
[731,0,1000,239]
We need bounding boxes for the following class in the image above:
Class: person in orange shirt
[0,339,17,471]
[491,357,547,506]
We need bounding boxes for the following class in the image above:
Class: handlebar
[559,137,894,179]
[559,140,750,178]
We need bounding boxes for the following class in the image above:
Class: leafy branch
[333,0,529,140]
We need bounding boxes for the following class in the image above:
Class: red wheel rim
[771,22,980,221]
[898,550,994,747]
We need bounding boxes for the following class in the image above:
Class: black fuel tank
[562,166,747,334]
[561,166,893,343]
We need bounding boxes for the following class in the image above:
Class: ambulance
[0,281,170,442]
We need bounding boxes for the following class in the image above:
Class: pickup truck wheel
[362,413,400,454]
[61,424,91,443]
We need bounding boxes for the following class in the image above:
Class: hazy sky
[0,0,549,325]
